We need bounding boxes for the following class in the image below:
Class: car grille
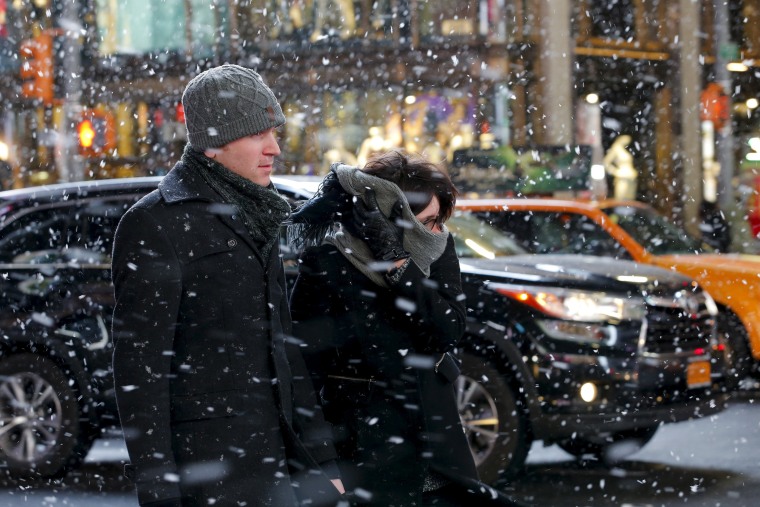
[643,290,714,354]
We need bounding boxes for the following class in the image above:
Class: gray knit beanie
[182,64,286,149]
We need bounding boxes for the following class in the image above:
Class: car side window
[481,210,631,259]
[76,199,134,258]
[556,213,629,258]
[0,198,135,265]
[476,211,534,251]
[0,207,70,263]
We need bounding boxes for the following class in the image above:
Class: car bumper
[529,349,729,440]
[533,390,728,440]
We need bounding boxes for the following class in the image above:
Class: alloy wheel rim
[0,372,62,463]
[456,374,500,466]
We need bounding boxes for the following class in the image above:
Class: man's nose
[265,131,281,155]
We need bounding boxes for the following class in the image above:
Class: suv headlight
[490,283,645,322]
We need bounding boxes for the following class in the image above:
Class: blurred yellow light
[78,120,96,148]
[404,95,417,105]
[591,164,606,180]
[464,238,495,259]
[748,137,760,161]
[727,62,749,72]
[585,93,599,104]
[579,382,598,403]
[747,98,759,110]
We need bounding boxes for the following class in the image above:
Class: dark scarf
[182,145,291,260]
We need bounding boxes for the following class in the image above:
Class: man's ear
[204,149,216,159]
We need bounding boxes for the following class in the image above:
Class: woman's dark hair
[362,150,458,225]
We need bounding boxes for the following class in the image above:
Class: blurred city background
[1,0,759,250]
[0,4,759,505]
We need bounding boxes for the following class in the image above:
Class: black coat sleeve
[388,235,467,353]
[279,252,340,468]
[111,206,183,505]
[289,247,345,393]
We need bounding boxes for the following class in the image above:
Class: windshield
[602,205,710,255]
[447,211,529,259]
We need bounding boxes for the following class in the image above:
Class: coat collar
[159,160,276,267]
[158,161,219,204]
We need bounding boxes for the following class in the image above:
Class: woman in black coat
[289,151,504,506]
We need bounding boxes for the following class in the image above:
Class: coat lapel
[217,213,266,266]
[160,163,268,266]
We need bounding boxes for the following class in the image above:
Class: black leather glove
[291,171,352,224]
[350,189,410,262]
[318,170,353,219]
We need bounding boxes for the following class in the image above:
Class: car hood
[654,253,760,299]
[459,254,692,294]
[657,252,760,276]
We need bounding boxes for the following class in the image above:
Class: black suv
[0,178,727,486]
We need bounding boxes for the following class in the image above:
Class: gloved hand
[350,189,410,262]
[318,170,353,219]
[291,170,352,224]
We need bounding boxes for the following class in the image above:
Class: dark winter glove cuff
[385,257,411,284]
[379,246,410,263]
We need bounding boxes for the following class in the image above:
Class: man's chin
[246,167,272,186]
[253,175,272,187]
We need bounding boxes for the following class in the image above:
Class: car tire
[0,353,94,478]
[456,349,530,485]
[557,425,659,465]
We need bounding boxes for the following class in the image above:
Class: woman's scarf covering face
[290,163,449,287]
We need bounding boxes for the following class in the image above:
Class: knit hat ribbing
[182,64,286,150]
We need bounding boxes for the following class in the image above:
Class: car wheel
[557,425,659,465]
[456,350,530,485]
[0,353,93,477]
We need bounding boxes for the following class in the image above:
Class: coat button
[227,239,237,248]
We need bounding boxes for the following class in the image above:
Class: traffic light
[700,82,730,131]
[77,111,116,157]
[78,119,96,149]
[19,33,54,105]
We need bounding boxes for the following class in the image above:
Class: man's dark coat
[111,163,339,506]
[290,237,479,505]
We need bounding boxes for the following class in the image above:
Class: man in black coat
[111,64,344,507]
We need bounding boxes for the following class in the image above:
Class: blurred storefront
[1,0,759,234]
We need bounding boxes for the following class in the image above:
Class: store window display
[95,0,216,56]
[603,134,638,200]
[252,0,314,40]
[357,126,389,166]
[418,0,477,40]
[233,0,399,44]
[402,93,476,165]
[322,134,358,173]
[310,0,356,41]
[276,88,477,176]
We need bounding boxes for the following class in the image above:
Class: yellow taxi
[460,197,760,382]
